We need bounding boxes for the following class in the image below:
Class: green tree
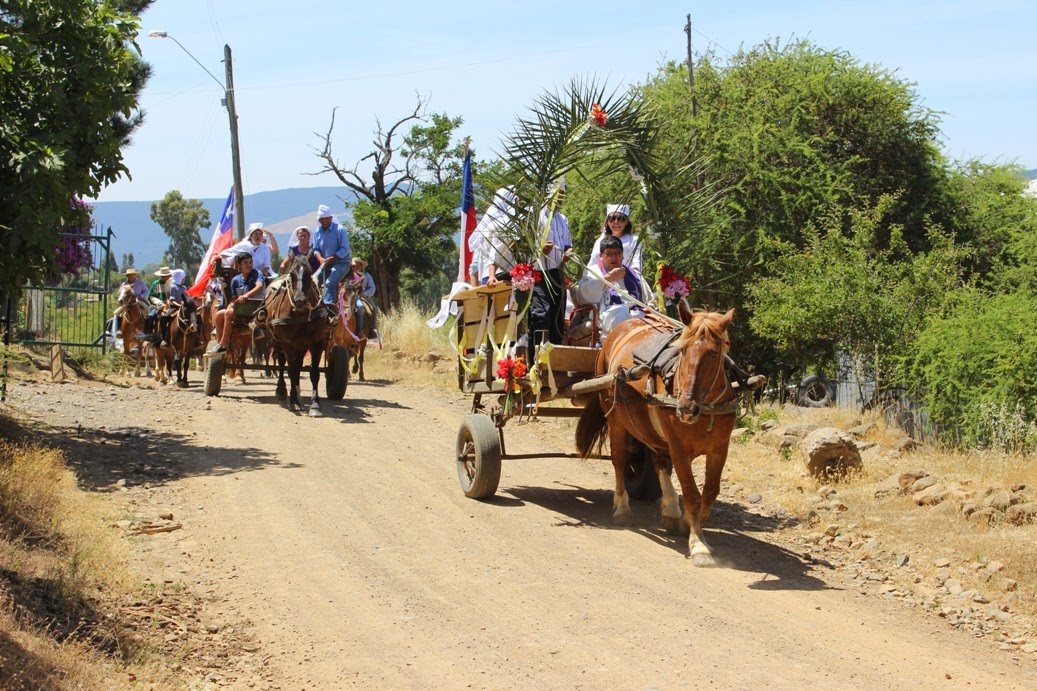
[150,190,210,273]
[0,0,153,296]
[313,100,466,311]
[121,252,135,271]
[635,39,953,365]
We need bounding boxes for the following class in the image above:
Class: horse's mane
[677,310,730,350]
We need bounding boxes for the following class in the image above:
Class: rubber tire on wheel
[326,345,349,400]
[204,353,224,396]
[625,439,663,501]
[796,374,835,408]
[456,414,502,500]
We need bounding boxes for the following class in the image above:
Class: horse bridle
[675,335,738,428]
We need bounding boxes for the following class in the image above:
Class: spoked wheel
[456,414,502,499]
[204,353,224,396]
[326,345,349,400]
[624,439,664,501]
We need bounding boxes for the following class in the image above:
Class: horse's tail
[575,394,609,460]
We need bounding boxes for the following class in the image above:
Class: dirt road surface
[8,373,1037,689]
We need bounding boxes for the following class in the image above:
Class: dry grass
[726,404,1037,627]
[0,441,135,690]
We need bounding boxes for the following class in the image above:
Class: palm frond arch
[485,78,720,285]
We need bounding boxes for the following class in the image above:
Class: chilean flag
[187,187,235,298]
[457,147,478,283]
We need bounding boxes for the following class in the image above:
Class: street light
[148,31,246,240]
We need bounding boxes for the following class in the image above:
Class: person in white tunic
[218,223,278,277]
[573,235,652,338]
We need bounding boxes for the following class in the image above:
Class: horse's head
[674,305,735,425]
[285,255,316,308]
[117,284,134,306]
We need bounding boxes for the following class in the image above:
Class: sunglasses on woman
[607,214,628,222]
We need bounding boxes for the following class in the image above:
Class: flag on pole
[457,147,478,283]
[187,187,235,298]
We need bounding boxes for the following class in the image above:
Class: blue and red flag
[457,147,478,283]
[187,187,235,298]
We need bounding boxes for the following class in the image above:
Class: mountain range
[89,186,357,269]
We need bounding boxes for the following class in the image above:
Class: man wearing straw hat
[351,257,377,337]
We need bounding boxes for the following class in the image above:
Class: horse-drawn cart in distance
[202,261,351,412]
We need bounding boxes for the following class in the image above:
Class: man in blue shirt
[313,204,352,321]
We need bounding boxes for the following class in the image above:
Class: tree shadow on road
[0,414,297,492]
[506,483,831,591]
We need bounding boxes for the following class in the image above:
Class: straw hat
[124,268,138,275]
[155,266,172,277]
[351,257,368,270]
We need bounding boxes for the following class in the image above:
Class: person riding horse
[113,268,149,337]
[350,257,377,338]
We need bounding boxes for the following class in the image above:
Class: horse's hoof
[611,511,633,526]
[688,551,718,568]
[309,407,323,418]
[660,515,683,534]
[351,363,358,374]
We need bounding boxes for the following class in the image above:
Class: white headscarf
[606,203,630,217]
[289,226,310,249]
[171,268,187,286]
[317,204,334,222]
[470,187,518,276]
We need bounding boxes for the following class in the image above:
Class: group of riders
[113,204,377,353]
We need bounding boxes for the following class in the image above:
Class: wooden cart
[451,283,661,500]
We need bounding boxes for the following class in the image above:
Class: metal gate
[2,226,115,355]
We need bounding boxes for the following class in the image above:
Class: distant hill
[89,186,357,269]
[1025,169,1037,181]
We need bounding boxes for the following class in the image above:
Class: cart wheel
[625,441,663,501]
[456,414,502,499]
[326,345,349,400]
[204,353,224,397]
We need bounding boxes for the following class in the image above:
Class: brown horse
[256,255,327,414]
[167,300,203,388]
[115,284,148,377]
[576,306,738,567]
[339,281,370,381]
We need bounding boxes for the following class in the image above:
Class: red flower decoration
[509,263,542,291]
[496,355,528,393]
[657,263,692,300]
[591,103,607,128]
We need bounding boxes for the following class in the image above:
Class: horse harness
[623,324,740,428]
[252,275,323,329]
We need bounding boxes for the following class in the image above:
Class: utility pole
[685,14,697,119]
[224,45,246,240]
[149,32,247,239]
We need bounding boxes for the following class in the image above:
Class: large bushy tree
[150,190,210,274]
[0,0,153,296]
[634,39,952,370]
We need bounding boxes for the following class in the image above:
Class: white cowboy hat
[352,257,368,270]
[124,268,138,275]
[155,266,172,277]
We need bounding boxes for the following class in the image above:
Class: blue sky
[93,0,1036,203]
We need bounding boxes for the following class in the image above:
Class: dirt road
[9,373,1036,689]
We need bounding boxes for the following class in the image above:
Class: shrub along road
[7,372,1036,689]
